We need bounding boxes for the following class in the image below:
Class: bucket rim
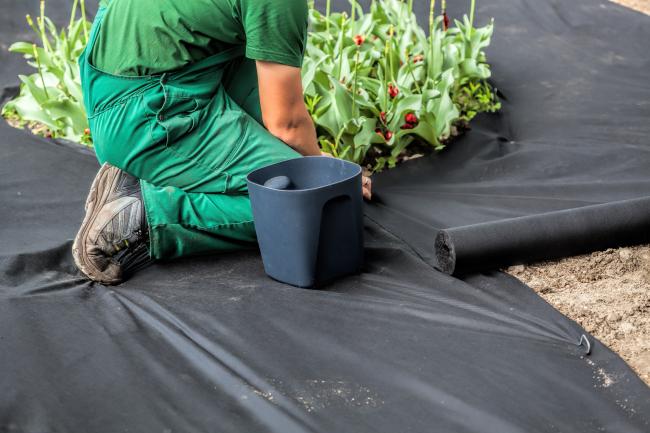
[246,156,362,193]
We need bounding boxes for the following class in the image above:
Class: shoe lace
[111,229,152,276]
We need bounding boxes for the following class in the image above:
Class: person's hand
[320,152,372,200]
[362,175,372,201]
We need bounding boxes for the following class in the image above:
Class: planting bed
[2,0,500,172]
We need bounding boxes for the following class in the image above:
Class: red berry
[443,12,450,31]
[84,128,90,135]
[405,113,418,124]
[400,123,415,130]
[413,54,424,63]
[354,34,365,46]
[380,111,387,124]
[388,83,399,98]
[375,128,383,136]
[384,130,393,141]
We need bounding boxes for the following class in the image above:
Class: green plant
[454,79,500,122]
[302,0,500,171]
[1,0,92,145]
[3,0,499,169]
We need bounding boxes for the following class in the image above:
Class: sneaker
[72,163,152,285]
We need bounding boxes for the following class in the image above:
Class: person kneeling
[72,0,371,284]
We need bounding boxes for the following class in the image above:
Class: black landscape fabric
[364,0,650,273]
[435,197,650,275]
[1,1,650,433]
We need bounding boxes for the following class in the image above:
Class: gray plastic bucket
[247,156,364,288]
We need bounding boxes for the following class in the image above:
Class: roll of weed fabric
[434,196,650,275]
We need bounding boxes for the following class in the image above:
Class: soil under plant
[508,245,650,386]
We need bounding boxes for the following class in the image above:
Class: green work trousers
[79,8,300,260]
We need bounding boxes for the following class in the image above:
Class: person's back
[91,0,308,76]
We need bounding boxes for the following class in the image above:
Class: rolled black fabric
[435,197,650,275]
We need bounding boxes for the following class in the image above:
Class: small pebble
[619,249,632,262]
[607,313,622,322]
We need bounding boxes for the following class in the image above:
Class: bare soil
[507,246,650,385]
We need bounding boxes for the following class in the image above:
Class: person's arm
[255,60,320,156]
[255,60,372,200]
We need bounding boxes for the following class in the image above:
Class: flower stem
[337,13,346,81]
[351,0,356,22]
[470,0,476,27]
[387,25,394,82]
[80,0,88,42]
[442,0,447,30]
[33,44,49,99]
[407,56,421,93]
[383,25,394,110]
[38,1,52,53]
[429,0,436,37]
[408,0,413,14]
[68,0,78,33]
[326,0,331,31]
[352,48,360,115]
[428,0,437,85]
[25,15,38,34]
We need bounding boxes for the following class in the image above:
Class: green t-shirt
[91,0,309,76]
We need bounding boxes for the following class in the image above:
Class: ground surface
[499,0,650,379]
[508,247,650,385]
[4,0,650,389]
[505,0,650,389]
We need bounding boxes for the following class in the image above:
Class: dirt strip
[507,246,650,385]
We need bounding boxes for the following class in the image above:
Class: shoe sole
[72,163,123,285]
